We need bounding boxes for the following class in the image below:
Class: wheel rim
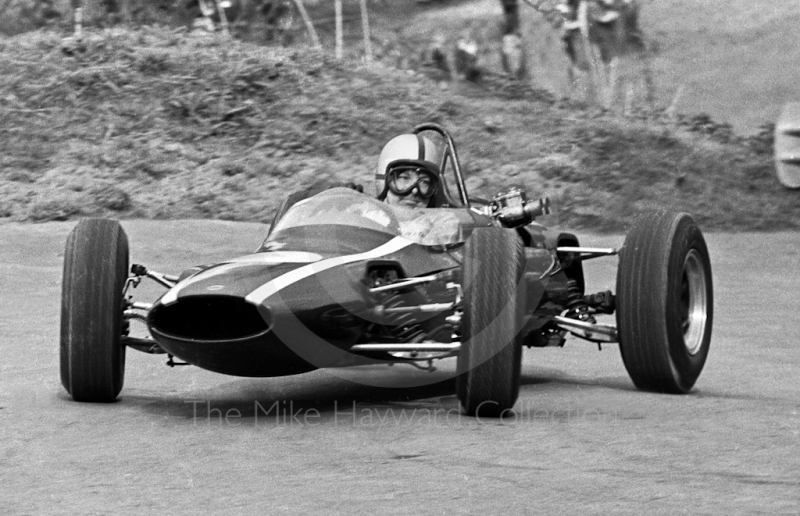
[680,249,708,355]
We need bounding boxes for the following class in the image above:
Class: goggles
[386,166,439,199]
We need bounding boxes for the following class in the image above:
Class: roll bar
[411,123,471,208]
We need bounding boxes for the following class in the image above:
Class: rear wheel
[616,210,713,393]
[457,228,525,417]
[60,219,129,402]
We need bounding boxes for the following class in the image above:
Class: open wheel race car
[60,123,713,417]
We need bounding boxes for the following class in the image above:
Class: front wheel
[456,228,525,417]
[60,219,129,402]
[616,210,713,393]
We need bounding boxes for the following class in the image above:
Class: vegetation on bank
[0,26,794,232]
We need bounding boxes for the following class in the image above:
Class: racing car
[60,123,713,417]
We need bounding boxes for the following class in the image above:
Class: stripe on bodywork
[157,252,324,306]
[228,251,323,264]
[245,236,414,306]
[159,262,245,306]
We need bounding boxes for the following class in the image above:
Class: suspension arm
[556,246,618,261]
[130,264,179,289]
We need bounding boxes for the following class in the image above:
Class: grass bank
[0,26,794,232]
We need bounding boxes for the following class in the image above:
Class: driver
[375,133,445,209]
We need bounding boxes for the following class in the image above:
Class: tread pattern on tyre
[60,219,129,402]
[616,210,713,393]
[457,228,525,417]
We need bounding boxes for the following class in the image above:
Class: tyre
[60,219,129,402]
[456,228,525,417]
[616,210,713,393]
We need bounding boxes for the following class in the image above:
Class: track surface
[1,221,798,515]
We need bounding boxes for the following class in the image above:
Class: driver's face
[385,188,429,208]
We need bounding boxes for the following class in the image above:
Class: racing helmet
[375,133,445,207]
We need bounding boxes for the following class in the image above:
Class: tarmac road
[1,221,798,515]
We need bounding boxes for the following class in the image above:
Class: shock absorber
[565,279,596,324]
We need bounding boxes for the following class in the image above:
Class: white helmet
[375,133,445,204]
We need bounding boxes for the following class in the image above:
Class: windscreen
[267,188,479,247]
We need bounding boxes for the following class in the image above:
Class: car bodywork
[141,188,594,377]
[61,123,713,416]
[775,101,800,189]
